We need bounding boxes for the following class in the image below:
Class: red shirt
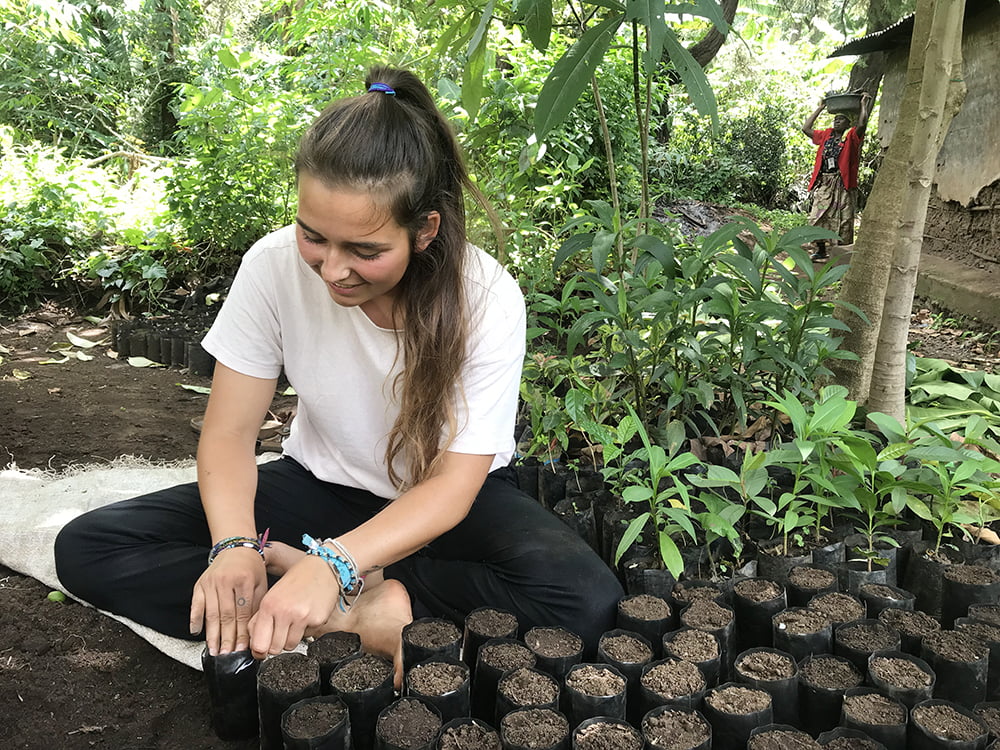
[809,127,863,191]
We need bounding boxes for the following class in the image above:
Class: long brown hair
[295,66,490,490]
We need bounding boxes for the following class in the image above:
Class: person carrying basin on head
[801,90,873,261]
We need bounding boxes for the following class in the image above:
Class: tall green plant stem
[631,21,651,241]
[589,73,623,273]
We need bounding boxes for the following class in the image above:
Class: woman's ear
[414,211,441,253]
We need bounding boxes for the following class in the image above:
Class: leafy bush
[0,127,181,313]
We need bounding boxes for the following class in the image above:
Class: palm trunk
[832,0,966,408]
[866,0,967,420]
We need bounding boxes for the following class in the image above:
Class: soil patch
[566,665,626,696]
[641,660,705,699]
[376,697,441,747]
[705,685,770,714]
[808,593,865,625]
[663,629,719,662]
[841,692,906,725]
[799,656,862,690]
[868,655,933,689]
[911,703,985,741]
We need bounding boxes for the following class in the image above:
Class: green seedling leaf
[0,343,11,354]
[127,357,164,368]
[178,383,212,394]
[66,332,101,349]
[83,315,104,324]
[47,590,66,603]
[39,356,70,365]
[281,386,297,396]
[47,342,74,352]
[12,369,32,379]
[75,350,94,361]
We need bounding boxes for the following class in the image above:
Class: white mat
[0,455,279,671]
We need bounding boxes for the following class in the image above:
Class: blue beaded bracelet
[302,534,363,611]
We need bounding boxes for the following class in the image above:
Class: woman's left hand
[247,554,340,659]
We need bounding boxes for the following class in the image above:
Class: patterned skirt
[809,172,857,245]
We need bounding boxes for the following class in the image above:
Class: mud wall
[924,182,1000,269]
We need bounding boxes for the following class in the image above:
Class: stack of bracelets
[206,528,270,565]
[302,533,364,612]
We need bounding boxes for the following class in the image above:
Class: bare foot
[306,577,413,689]
[263,540,304,576]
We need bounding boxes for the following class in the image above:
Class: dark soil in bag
[639,657,707,713]
[402,618,463,674]
[463,607,519,675]
[940,565,1000,630]
[702,683,773,750]
[375,697,442,750]
[773,606,834,661]
[817,726,887,749]
[495,667,561,723]
[909,699,990,749]
[733,577,787,651]
[258,653,322,750]
[405,658,471,723]
[617,593,674,653]
[473,639,536,724]
[920,630,990,708]
[524,626,584,683]
[563,662,627,725]
[859,583,916,620]
[436,717,501,750]
[866,651,936,708]
[798,654,864,735]
[640,704,712,750]
[834,620,900,673]
[840,689,908,750]
[809,592,866,627]
[747,724,822,749]
[281,695,350,749]
[878,607,941,655]
[733,647,799,725]
[662,628,721,688]
[499,707,569,750]
[571,717,644,749]
[788,566,839,607]
[308,631,362,694]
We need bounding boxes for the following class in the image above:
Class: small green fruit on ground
[47,590,66,603]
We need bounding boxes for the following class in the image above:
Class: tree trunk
[831,0,967,406]
[865,0,967,420]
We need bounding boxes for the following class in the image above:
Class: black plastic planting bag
[201,647,261,741]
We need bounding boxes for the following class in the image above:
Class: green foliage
[763,385,867,550]
[165,42,308,265]
[906,357,1000,439]
[0,127,180,313]
[0,0,201,156]
[600,406,702,577]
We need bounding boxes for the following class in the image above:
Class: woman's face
[295,173,439,328]
[833,114,851,133]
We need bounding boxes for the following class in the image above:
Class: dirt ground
[0,299,997,748]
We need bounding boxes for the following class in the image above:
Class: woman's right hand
[190,546,268,656]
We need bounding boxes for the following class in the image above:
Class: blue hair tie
[368,82,396,96]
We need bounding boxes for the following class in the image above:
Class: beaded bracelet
[207,528,270,566]
[302,534,364,612]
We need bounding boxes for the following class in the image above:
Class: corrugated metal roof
[830,0,999,57]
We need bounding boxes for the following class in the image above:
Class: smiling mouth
[331,281,363,289]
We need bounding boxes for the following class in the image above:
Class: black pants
[54,457,623,654]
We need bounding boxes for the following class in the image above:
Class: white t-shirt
[202,225,526,499]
